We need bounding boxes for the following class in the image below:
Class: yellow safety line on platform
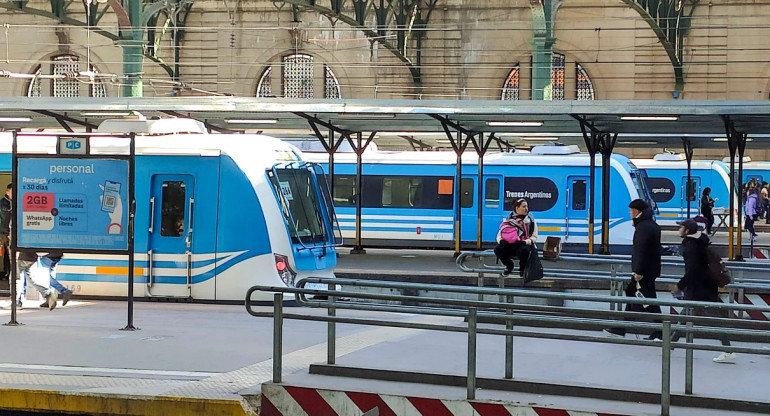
[0,388,254,416]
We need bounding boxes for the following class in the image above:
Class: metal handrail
[246,278,770,416]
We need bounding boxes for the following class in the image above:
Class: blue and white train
[722,157,770,186]
[305,145,655,250]
[632,154,734,226]
[6,118,339,302]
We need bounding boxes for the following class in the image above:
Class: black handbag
[523,247,543,283]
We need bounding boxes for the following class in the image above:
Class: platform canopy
[0,97,768,150]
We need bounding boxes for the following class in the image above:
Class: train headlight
[274,254,297,286]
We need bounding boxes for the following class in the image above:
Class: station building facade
[1,0,769,157]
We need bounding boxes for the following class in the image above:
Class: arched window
[500,55,595,100]
[256,53,341,99]
[27,55,107,98]
[551,53,565,100]
[576,63,595,100]
[256,67,272,97]
[501,64,520,100]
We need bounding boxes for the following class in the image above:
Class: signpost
[8,133,136,329]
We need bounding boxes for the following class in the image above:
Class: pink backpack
[499,218,529,243]
[499,222,520,243]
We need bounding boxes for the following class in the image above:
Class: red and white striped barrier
[261,384,629,416]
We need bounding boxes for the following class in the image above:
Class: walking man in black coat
[605,199,663,340]
[671,219,736,363]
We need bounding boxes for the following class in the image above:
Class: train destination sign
[17,157,129,251]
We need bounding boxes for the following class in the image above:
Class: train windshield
[629,167,658,213]
[269,165,331,246]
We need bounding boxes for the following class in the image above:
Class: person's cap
[677,219,699,234]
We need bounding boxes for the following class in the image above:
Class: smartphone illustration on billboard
[101,180,121,213]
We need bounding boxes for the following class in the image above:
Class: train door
[482,176,504,243]
[459,177,476,244]
[681,176,700,218]
[566,176,589,243]
[146,173,213,299]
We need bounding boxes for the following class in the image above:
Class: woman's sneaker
[502,268,512,276]
[713,352,737,364]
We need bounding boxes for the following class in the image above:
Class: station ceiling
[0,97,768,151]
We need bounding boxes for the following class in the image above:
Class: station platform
[1,299,768,416]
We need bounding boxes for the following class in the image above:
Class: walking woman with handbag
[494,198,538,277]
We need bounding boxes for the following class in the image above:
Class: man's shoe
[61,290,72,306]
[501,268,512,276]
[603,328,626,338]
[713,352,737,364]
[47,291,58,311]
[39,301,49,308]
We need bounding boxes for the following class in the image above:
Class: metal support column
[433,115,473,256]
[5,130,19,326]
[471,133,494,250]
[598,133,617,255]
[723,116,748,261]
[682,137,694,219]
[575,116,599,254]
[346,132,376,254]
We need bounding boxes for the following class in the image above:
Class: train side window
[461,178,474,208]
[485,179,499,208]
[572,179,587,210]
[333,175,357,206]
[161,181,185,237]
[383,177,422,207]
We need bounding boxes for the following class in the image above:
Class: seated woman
[494,198,538,276]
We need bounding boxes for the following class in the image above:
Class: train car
[632,154,733,226]
[306,145,655,250]
[8,118,339,302]
[722,157,770,186]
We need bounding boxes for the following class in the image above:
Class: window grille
[28,67,42,97]
[501,65,520,100]
[53,55,80,98]
[324,65,341,99]
[256,67,272,97]
[576,63,595,100]
[551,53,565,100]
[90,66,107,98]
[283,54,314,98]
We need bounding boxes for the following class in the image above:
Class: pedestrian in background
[605,199,663,340]
[16,250,58,310]
[700,187,715,235]
[671,219,736,364]
[1,183,12,281]
[38,251,72,308]
[744,187,759,238]
[494,198,538,277]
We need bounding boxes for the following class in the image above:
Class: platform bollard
[661,321,672,416]
[273,293,283,383]
[467,307,477,400]
[328,283,336,365]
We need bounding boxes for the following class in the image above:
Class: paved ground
[0,299,768,415]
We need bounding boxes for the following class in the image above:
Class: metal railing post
[467,307,477,400]
[610,264,617,311]
[328,283,336,365]
[505,296,514,379]
[661,321,672,416]
[273,293,284,383]
[685,320,694,394]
